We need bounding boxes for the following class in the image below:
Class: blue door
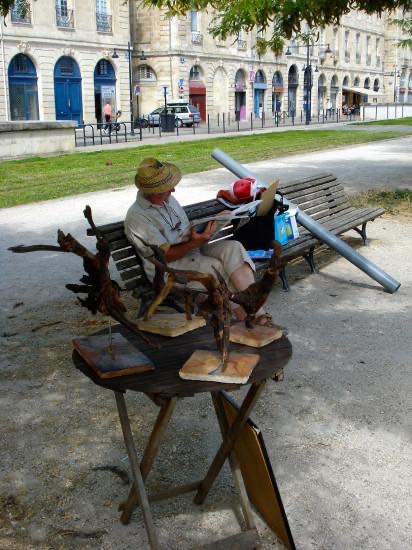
[54,56,83,125]
[8,54,39,121]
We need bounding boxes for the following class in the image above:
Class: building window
[356,33,360,63]
[189,65,201,79]
[137,65,156,81]
[376,38,381,66]
[56,0,74,28]
[96,0,112,32]
[59,57,74,76]
[333,27,338,51]
[96,59,109,75]
[11,0,31,24]
[366,36,371,66]
[344,31,350,62]
[190,10,198,32]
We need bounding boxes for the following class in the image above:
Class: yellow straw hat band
[135,158,182,194]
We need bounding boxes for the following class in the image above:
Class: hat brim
[135,162,182,194]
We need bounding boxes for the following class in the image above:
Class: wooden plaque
[72,333,154,379]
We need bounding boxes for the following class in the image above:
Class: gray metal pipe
[211,148,400,293]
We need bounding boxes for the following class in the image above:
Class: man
[125,157,280,327]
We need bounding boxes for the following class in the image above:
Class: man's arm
[164,221,217,263]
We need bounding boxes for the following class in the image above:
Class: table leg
[194,381,267,505]
[115,391,160,550]
[119,396,177,525]
[212,392,257,531]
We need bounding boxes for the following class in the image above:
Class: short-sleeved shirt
[103,104,112,116]
[125,192,191,279]
[125,192,254,287]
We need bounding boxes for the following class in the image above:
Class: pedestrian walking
[103,101,112,133]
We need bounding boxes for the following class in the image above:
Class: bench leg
[353,222,369,246]
[303,247,319,274]
[279,267,290,292]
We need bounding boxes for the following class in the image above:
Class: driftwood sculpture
[8,207,155,347]
[139,238,232,367]
[228,240,287,328]
[138,239,285,368]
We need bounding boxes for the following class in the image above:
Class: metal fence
[75,109,362,147]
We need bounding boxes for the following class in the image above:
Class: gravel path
[1,141,411,548]
[1,213,411,549]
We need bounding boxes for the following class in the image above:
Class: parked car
[142,103,201,128]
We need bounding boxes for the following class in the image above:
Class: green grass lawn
[1,129,410,208]
[354,117,412,126]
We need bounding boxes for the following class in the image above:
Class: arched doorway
[94,59,116,123]
[234,69,247,121]
[212,67,229,116]
[8,53,39,120]
[189,65,206,121]
[287,66,298,116]
[330,75,339,113]
[272,71,284,114]
[54,56,83,125]
[254,70,266,117]
[317,74,327,112]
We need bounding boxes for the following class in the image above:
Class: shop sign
[235,83,246,91]
[273,86,284,93]
[248,70,255,82]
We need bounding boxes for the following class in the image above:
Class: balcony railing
[237,39,247,50]
[56,7,74,28]
[356,52,361,63]
[11,4,31,23]
[96,12,112,32]
[366,54,371,66]
[345,51,350,62]
[191,31,203,44]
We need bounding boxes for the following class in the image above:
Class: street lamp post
[286,39,331,125]
[127,41,134,134]
[112,43,134,134]
[304,42,311,125]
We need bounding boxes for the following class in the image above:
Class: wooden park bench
[87,172,385,310]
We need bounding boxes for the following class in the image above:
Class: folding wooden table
[73,324,292,549]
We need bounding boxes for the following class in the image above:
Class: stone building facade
[132,8,412,120]
[0,0,131,124]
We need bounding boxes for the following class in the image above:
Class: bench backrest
[88,199,227,291]
[89,173,344,292]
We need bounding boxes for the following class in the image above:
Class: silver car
[145,104,201,128]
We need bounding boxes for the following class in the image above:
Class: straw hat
[134,157,182,194]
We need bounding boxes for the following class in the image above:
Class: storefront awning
[342,86,384,97]
[189,80,206,93]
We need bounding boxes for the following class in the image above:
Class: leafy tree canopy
[140,0,411,52]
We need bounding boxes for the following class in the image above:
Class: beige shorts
[169,239,254,291]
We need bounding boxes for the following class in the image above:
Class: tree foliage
[141,0,411,49]
[390,16,412,46]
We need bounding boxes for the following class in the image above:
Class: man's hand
[164,221,217,263]
[190,221,217,246]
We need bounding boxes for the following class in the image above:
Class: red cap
[232,177,255,199]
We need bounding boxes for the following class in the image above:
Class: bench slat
[111,246,136,262]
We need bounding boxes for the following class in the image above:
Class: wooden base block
[229,323,282,348]
[137,313,205,337]
[179,350,260,384]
